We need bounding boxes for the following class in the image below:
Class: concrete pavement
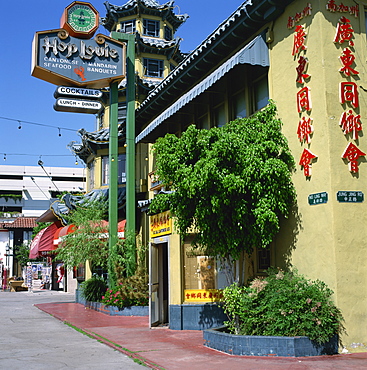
[0,290,144,369]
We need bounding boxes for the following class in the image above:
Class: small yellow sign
[150,211,172,238]
[184,289,223,302]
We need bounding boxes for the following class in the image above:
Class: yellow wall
[169,232,183,304]
[270,0,367,345]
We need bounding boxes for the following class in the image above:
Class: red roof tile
[4,217,38,229]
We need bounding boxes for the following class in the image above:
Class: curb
[36,304,164,370]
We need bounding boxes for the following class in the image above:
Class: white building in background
[0,165,85,283]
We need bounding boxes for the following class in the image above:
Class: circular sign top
[60,1,99,39]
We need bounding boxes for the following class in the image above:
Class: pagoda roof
[37,188,127,225]
[70,125,126,163]
[102,0,188,32]
[135,34,184,62]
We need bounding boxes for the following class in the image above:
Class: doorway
[149,241,169,327]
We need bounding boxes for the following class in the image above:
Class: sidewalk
[36,301,367,370]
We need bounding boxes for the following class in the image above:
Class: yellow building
[133,0,367,346]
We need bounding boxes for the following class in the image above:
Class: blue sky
[0,0,241,168]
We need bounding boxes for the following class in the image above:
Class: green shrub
[101,273,149,308]
[80,275,108,302]
[222,268,345,344]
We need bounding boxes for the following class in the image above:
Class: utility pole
[108,32,135,288]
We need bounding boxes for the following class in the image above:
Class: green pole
[108,80,119,288]
[108,32,136,285]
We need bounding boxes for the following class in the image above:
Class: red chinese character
[342,143,366,173]
[292,25,307,56]
[299,148,317,177]
[303,3,312,17]
[208,292,213,299]
[203,292,207,299]
[349,6,359,18]
[339,110,362,140]
[197,292,202,299]
[191,293,196,298]
[339,48,359,76]
[297,117,314,144]
[287,16,295,29]
[338,4,349,13]
[340,81,358,108]
[334,16,354,47]
[326,0,337,12]
[294,12,302,23]
[186,293,191,300]
[297,86,312,113]
[296,56,310,84]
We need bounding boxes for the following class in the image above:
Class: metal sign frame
[32,29,126,88]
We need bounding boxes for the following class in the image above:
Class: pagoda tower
[70,0,188,215]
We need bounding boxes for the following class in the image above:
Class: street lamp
[5,244,9,270]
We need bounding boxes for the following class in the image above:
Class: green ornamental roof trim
[102,0,189,32]
[135,33,185,62]
[50,188,127,225]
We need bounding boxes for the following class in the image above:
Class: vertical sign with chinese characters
[327,2,365,173]
[289,5,318,178]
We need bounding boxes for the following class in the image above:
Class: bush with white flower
[222,268,345,344]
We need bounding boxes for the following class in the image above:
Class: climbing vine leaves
[150,102,296,260]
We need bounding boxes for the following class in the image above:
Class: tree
[150,102,296,279]
[15,243,33,267]
[55,200,109,271]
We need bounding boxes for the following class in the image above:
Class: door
[149,241,169,327]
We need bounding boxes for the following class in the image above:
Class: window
[51,176,85,182]
[183,239,216,290]
[0,175,23,180]
[120,20,135,34]
[254,75,269,111]
[143,19,160,37]
[256,245,271,272]
[88,160,95,189]
[102,156,109,185]
[143,58,164,78]
[164,26,172,40]
[214,104,226,127]
[101,154,126,185]
[233,91,247,118]
[97,112,104,130]
[198,114,210,130]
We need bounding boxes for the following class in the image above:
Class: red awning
[53,224,77,246]
[52,220,125,246]
[117,219,126,238]
[29,222,60,259]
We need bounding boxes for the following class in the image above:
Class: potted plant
[203,268,345,357]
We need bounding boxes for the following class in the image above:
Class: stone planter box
[75,289,148,316]
[86,301,149,316]
[203,326,338,357]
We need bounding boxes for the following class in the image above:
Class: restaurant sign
[184,289,223,302]
[150,211,172,238]
[31,29,126,88]
[54,97,102,114]
[54,86,103,99]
